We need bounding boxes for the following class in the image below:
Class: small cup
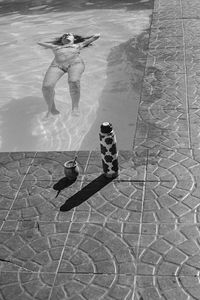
[63,160,79,180]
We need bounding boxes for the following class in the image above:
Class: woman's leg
[68,61,85,115]
[42,65,65,115]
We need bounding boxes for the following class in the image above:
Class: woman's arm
[37,41,59,49]
[78,33,100,49]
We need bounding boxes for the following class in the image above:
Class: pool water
[0,0,153,151]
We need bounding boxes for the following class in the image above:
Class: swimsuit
[51,57,84,73]
[51,60,69,72]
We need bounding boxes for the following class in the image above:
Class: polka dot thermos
[99,122,119,178]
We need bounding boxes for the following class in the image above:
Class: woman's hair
[51,33,93,47]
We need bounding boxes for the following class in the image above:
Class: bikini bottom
[51,61,69,73]
[51,59,83,73]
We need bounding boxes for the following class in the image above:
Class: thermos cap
[100,122,113,134]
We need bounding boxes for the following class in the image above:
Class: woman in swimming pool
[38,32,100,116]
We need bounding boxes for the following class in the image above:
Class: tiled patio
[1,147,200,300]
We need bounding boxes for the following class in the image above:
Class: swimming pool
[0,0,153,151]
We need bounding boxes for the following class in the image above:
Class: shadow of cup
[53,176,77,198]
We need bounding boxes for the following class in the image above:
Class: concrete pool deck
[1,0,200,299]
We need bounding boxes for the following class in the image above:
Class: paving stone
[150,36,184,51]
[187,77,200,109]
[145,52,185,74]
[153,8,182,21]
[182,0,200,18]
[49,274,135,300]
[0,152,35,173]
[134,136,190,150]
[150,19,183,37]
[141,70,187,101]
[135,275,199,300]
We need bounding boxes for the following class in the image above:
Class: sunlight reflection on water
[0,3,152,151]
